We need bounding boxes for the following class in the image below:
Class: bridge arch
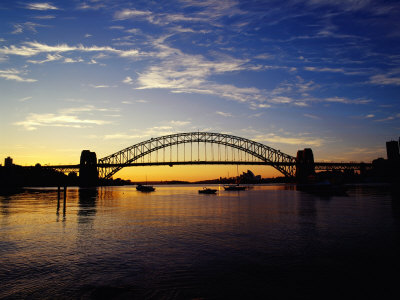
[98,132,297,179]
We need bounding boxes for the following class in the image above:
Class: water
[1,184,399,299]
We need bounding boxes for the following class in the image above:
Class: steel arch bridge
[98,132,297,179]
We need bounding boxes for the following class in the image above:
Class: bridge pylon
[296,148,315,182]
[79,150,98,187]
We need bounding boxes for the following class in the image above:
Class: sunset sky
[1,0,400,180]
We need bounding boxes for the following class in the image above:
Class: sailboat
[136,175,155,192]
[223,165,246,191]
[136,184,155,192]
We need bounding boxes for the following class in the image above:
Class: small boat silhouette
[198,187,217,194]
[136,184,155,192]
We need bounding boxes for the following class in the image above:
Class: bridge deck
[42,161,372,169]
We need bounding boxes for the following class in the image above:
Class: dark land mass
[1,159,399,194]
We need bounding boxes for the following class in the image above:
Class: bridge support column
[296,148,315,183]
[79,150,98,187]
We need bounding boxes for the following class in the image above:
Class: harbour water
[1,184,399,299]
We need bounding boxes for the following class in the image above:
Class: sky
[1,0,400,181]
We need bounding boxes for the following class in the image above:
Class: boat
[199,187,217,194]
[223,165,247,191]
[136,184,155,192]
[223,184,246,191]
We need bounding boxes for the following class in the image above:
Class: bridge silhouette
[44,132,371,184]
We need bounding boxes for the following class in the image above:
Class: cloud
[122,76,133,84]
[27,53,62,64]
[134,40,271,105]
[104,133,142,140]
[169,120,191,126]
[64,57,84,63]
[0,41,141,58]
[216,111,233,117]
[77,2,106,10]
[114,9,152,20]
[32,15,56,19]
[304,0,393,14]
[15,105,117,130]
[89,84,117,88]
[0,69,37,82]
[19,96,33,102]
[304,113,321,119]
[369,71,400,86]
[374,113,400,122]
[15,113,111,130]
[324,97,371,104]
[11,21,50,34]
[255,133,324,147]
[104,126,175,140]
[304,66,363,75]
[59,105,119,114]
[104,121,191,141]
[26,3,59,11]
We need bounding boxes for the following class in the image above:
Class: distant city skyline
[1,0,400,180]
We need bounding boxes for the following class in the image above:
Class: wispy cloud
[19,96,33,102]
[255,133,325,147]
[89,84,117,88]
[324,97,372,104]
[374,113,400,122]
[304,113,321,119]
[12,22,48,34]
[169,120,191,126]
[104,121,191,140]
[369,69,400,86]
[15,113,111,130]
[26,3,59,11]
[104,126,175,140]
[15,105,117,130]
[122,76,133,84]
[304,66,364,75]
[216,111,233,117]
[114,9,152,20]
[59,105,119,114]
[77,2,106,10]
[64,57,84,63]
[134,38,271,105]
[0,41,141,58]
[32,15,56,19]
[27,53,62,64]
[0,69,37,82]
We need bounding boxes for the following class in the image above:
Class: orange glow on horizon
[115,165,283,182]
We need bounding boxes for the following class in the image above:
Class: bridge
[43,132,371,185]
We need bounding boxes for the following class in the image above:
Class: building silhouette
[386,140,400,161]
[4,156,13,167]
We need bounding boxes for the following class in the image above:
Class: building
[386,140,400,161]
[4,156,13,167]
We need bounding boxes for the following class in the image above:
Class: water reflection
[78,187,98,222]
[0,195,11,216]
[1,184,400,299]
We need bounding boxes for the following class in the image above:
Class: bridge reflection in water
[44,132,370,184]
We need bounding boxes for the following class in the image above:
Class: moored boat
[198,187,217,194]
[223,184,246,191]
[136,184,155,192]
